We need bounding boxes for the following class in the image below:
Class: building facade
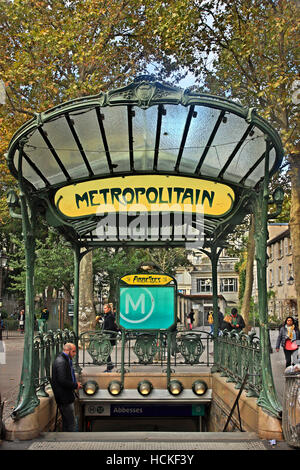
[176,250,239,327]
[267,223,297,321]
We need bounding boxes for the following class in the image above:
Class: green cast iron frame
[5,77,284,420]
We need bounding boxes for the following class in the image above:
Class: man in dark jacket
[102,304,118,372]
[51,343,82,431]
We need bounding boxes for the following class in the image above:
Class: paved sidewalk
[0,334,24,422]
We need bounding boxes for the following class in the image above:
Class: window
[287,264,294,283]
[284,237,289,256]
[220,278,238,292]
[278,266,283,285]
[289,237,292,254]
[197,278,212,293]
[269,268,273,287]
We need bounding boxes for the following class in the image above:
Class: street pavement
[0,327,296,451]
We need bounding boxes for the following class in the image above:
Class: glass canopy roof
[6,78,284,249]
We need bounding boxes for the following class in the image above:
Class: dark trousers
[59,403,76,431]
[284,349,294,368]
[106,353,114,370]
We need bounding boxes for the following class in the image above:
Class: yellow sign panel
[54,175,235,218]
[121,274,174,285]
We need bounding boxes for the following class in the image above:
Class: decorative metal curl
[179,333,204,365]
[133,333,158,364]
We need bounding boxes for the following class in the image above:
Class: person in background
[217,307,224,332]
[18,308,25,334]
[51,343,82,431]
[276,316,300,368]
[41,307,49,321]
[229,308,245,333]
[187,309,195,330]
[222,308,245,333]
[207,311,214,334]
[207,307,224,335]
[102,304,118,372]
[39,307,49,332]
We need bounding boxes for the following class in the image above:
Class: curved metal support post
[208,245,222,372]
[73,244,81,374]
[12,143,40,419]
[72,246,91,374]
[254,138,282,418]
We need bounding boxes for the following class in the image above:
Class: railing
[78,329,213,370]
[30,327,262,399]
[214,330,262,397]
[33,329,76,397]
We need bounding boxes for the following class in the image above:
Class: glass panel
[101,106,130,172]
[244,147,276,187]
[23,130,67,185]
[222,127,266,183]
[132,106,157,171]
[157,104,189,171]
[199,112,250,178]
[13,152,46,189]
[42,117,90,179]
[179,106,220,173]
[69,107,110,176]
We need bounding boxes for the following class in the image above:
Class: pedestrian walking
[187,309,194,330]
[18,308,25,334]
[39,307,49,332]
[102,304,118,372]
[51,343,82,431]
[275,316,300,368]
[207,311,214,334]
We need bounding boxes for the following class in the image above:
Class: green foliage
[93,246,190,303]
[8,229,73,296]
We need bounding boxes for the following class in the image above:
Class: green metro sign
[118,274,176,330]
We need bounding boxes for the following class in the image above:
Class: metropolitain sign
[54,175,235,218]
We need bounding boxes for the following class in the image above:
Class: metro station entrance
[5,76,285,439]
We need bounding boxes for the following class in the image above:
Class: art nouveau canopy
[6,77,284,250]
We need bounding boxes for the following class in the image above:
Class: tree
[144,247,191,276]
[144,0,300,314]
[93,247,145,306]
[0,0,165,333]
[8,229,74,298]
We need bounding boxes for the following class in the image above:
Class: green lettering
[146,187,158,203]
[135,187,145,203]
[202,190,215,207]
[173,187,184,203]
[181,188,194,204]
[89,190,99,206]
[122,188,135,204]
[99,188,109,204]
[158,187,168,203]
[195,189,201,205]
[75,192,89,209]
[110,188,123,204]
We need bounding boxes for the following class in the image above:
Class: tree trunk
[79,250,95,333]
[241,214,255,333]
[289,150,300,317]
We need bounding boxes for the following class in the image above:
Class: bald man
[51,343,82,431]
